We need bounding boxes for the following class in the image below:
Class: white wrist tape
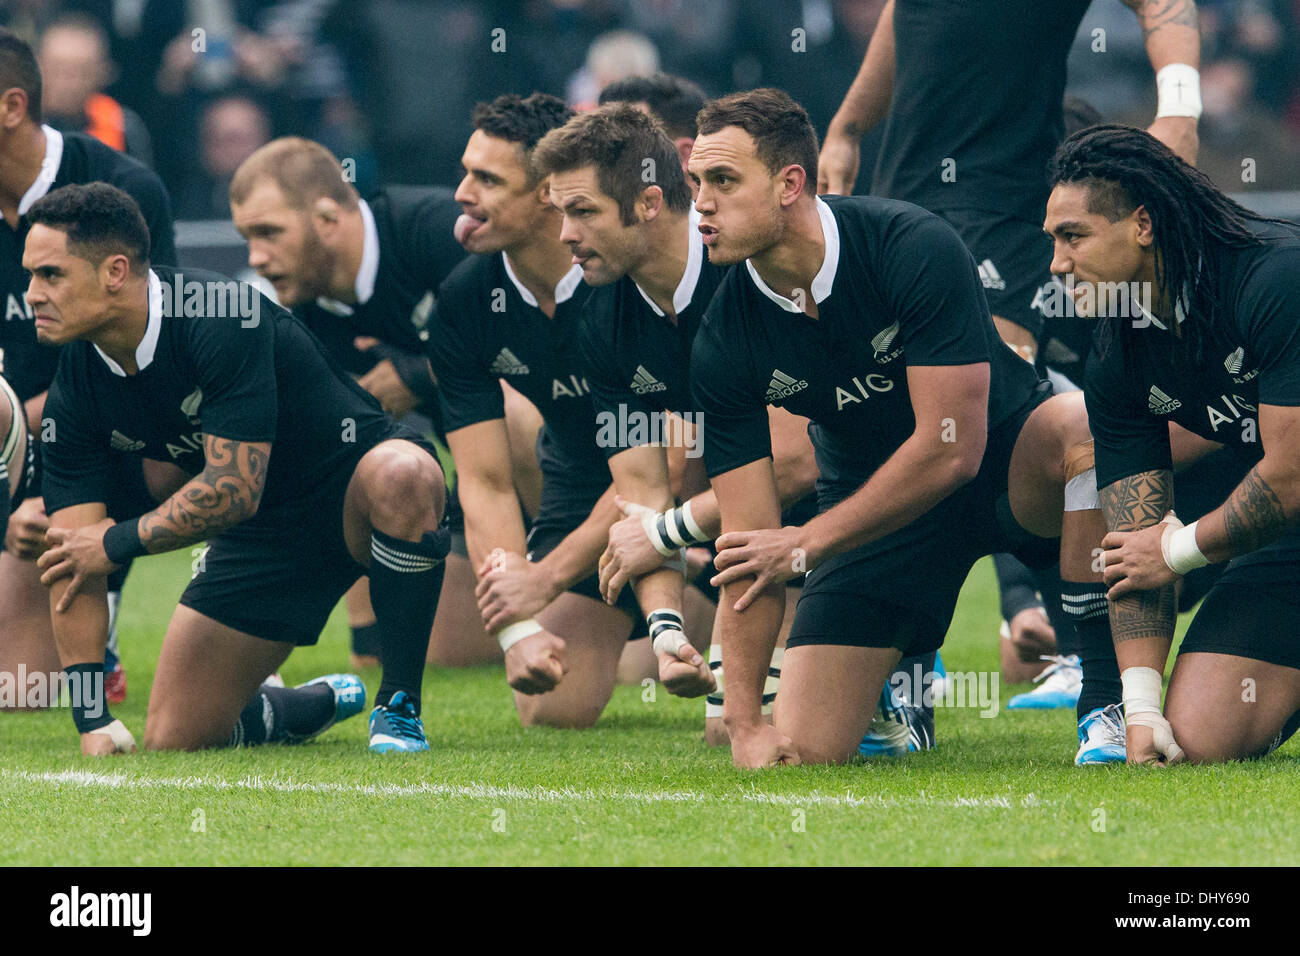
[1121,666,1163,717]
[93,718,137,752]
[495,617,544,653]
[1160,517,1207,575]
[648,608,689,657]
[1156,63,1202,119]
[1126,711,1185,762]
[640,509,678,558]
[663,500,710,548]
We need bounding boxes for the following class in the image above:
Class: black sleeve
[690,305,770,479]
[993,552,1044,621]
[368,341,439,403]
[878,210,993,367]
[427,267,504,432]
[113,161,176,267]
[409,194,467,293]
[1084,341,1172,490]
[185,304,279,443]
[1237,249,1300,407]
[40,365,115,514]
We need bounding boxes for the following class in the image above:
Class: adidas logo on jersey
[630,365,667,395]
[765,369,808,402]
[110,430,146,452]
[490,347,529,375]
[872,322,903,363]
[1148,385,1182,415]
[978,259,1006,291]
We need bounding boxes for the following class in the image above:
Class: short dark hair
[598,72,707,141]
[533,104,692,226]
[27,182,150,274]
[0,28,41,122]
[696,88,818,191]
[471,92,575,183]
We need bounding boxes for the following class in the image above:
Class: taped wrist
[649,608,688,657]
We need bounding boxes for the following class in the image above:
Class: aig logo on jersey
[872,322,903,364]
[5,293,32,321]
[835,372,895,410]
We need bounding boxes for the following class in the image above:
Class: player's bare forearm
[447,419,529,571]
[536,483,621,593]
[631,565,685,619]
[1195,462,1298,565]
[136,436,269,554]
[1123,0,1199,62]
[1099,469,1175,668]
[826,0,895,138]
[711,460,785,728]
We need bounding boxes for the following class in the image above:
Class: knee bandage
[1063,440,1099,512]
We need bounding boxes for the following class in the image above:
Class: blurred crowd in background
[4,0,1298,221]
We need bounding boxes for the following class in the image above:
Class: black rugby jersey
[0,128,176,402]
[428,252,605,474]
[872,0,1092,222]
[579,209,726,457]
[42,266,391,516]
[692,195,1043,497]
[295,187,466,407]
[1085,221,1300,490]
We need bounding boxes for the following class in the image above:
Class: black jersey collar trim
[94,269,162,377]
[17,126,64,217]
[634,207,703,317]
[501,253,584,307]
[743,196,839,312]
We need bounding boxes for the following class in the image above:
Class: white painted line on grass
[2,768,1046,810]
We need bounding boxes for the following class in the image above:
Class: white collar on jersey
[314,197,380,316]
[501,251,584,307]
[95,268,163,376]
[744,195,839,312]
[1132,287,1189,331]
[634,206,703,317]
[18,126,64,217]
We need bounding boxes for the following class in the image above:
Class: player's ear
[101,253,132,292]
[1133,205,1155,247]
[777,164,807,207]
[638,184,664,222]
[675,138,693,173]
[0,87,30,129]
[312,196,341,231]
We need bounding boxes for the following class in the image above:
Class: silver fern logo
[1224,347,1245,375]
[180,387,203,424]
[872,322,902,362]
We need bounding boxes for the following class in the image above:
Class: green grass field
[1,549,1296,866]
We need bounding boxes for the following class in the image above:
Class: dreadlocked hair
[1049,123,1291,363]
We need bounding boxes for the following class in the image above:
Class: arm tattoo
[1127,0,1199,42]
[1098,469,1173,532]
[1222,465,1289,555]
[1100,469,1176,643]
[138,436,270,553]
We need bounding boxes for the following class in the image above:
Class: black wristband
[102,517,147,566]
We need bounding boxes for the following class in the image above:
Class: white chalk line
[2,768,1046,810]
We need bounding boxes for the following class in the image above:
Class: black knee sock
[1063,582,1120,720]
[351,622,382,660]
[1032,565,1076,657]
[228,683,337,746]
[369,527,449,713]
[891,651,937,714]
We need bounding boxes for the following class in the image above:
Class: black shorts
[526,432,645,639]
[787,382,1058,657]
[180,427,444,646]
[1178,528,1300,669]
[939,208,1053,343]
